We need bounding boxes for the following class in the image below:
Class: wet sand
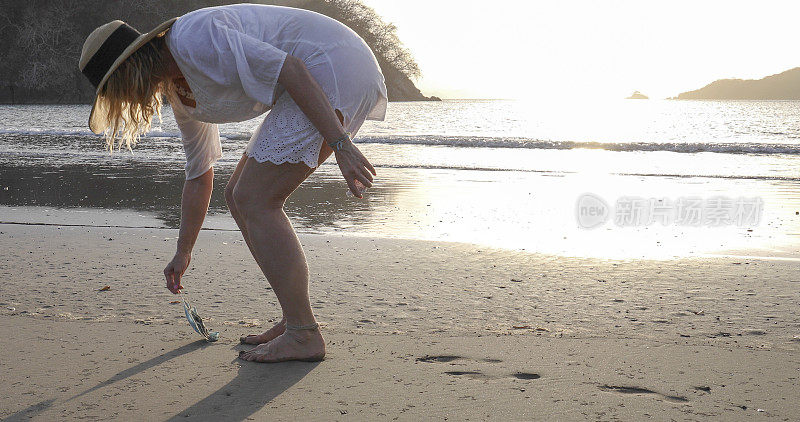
[1,221,799,420]
[4,148,800,260]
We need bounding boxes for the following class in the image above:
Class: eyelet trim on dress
[244,90,342,168]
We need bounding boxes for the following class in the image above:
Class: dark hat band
[82,24,142,89]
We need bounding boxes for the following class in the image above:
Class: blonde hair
[96,36,172,152]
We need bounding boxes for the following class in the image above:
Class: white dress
[164,4,388,179]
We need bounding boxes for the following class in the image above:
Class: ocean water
[1,99,799,259]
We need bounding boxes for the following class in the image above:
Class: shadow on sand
[3,340,208,422]
[166,355,320,421]
[2,340,320,422]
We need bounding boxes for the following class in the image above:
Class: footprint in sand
[444,370,488,379]
[416,355,540,381]
[444,370,541,381]
[598,384,688,403]
[512,372,540,380]
[416,355,503,364]
[416,355,463,363]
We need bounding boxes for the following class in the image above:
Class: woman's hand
[333,140,376,198]
[164,252,191,294]
[276,55,376,196]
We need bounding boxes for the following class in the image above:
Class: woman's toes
[238,343,268,361]
[239,349,257,360]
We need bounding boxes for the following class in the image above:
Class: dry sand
[1,222,799,420]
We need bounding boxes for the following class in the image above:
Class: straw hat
[79,18,178,133]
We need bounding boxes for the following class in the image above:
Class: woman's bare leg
[233,157,325,362]
[234,142,334,346]
[226,155,287,344]
[236,112,337,346]
[225,154,255,253]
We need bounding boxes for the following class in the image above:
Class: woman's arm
[164,167,214,293]
[277,55,376,197]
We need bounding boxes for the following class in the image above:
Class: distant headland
[672,67,800,100]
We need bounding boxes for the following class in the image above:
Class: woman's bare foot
[238,326,325,363]
[239,318,286,345]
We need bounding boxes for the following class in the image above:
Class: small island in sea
[672,67,800,100]
[626,90,649,99]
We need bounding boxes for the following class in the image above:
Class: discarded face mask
[181,292,219,342]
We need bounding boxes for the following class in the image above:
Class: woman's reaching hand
[164,252,191,294]
[333,139,375,198]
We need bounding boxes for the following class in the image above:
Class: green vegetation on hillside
[0,0,438,103]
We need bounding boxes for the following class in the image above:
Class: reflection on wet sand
[2,159,799,259]
[0,162,379,230]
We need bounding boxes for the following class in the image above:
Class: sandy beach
[1,220,798,420]
[6,0,800,418]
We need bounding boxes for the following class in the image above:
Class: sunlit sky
[362,0,800,100]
